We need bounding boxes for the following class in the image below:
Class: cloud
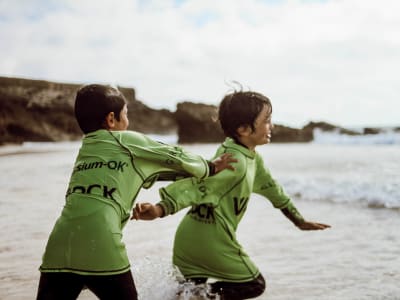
[1,0,399,127]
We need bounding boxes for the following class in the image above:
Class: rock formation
[175,102,314,143]
[1,76,394,145]
[0,76,176,144]
[175,102,224,144]
[271,124,313,143]
[303,121,360,136]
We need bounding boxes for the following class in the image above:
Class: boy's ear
[236,125,251,137]
[104,112,116,129]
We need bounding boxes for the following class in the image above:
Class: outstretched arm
[156,153,237,182]
[296,220,331,230]
[281,204,330,230]
[133,150,243,220]
[252,154,330,231]
[124,132,237,180]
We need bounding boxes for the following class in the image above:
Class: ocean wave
[312,128,400,145]
[284,178,400,210]
[0,141,81,156]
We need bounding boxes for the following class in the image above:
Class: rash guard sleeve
[157,151,245,216]
[253,153,292,209]
[119,131,210,180]
[253,153,305,224]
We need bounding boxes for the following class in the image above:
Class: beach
[0,140,399,300]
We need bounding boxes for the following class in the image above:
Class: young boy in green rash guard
[133,90,331,300]
[36,84,236,300]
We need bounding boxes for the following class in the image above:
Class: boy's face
[248,104,273,146]
[113,104,129,131]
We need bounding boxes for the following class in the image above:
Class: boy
[133,90,330,300]
[36,84,236,300]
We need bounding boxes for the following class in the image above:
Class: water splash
[176,281,220,300]
[132,256,220,300]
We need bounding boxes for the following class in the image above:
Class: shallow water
[0,142,399,299]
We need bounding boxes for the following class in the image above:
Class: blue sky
[1,0,399,127]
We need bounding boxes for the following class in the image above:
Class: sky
[1,0,399,128]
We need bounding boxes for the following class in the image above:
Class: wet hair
[74,84,127,134]
[218,91,272,139]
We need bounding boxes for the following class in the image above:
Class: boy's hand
[212,153,237,174]
[297,220,331,230]
[131,203,163,220]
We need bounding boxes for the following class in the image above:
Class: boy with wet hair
[134,90,330,300]
[36,84,235,300]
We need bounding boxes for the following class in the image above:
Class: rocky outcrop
[271,124,313,143]
[363,127,382,135]
[0,77,80,144]
[127,99,176,134]
[0,76,176,144]
[1,76,396,145]
[175,102,224,143]
[173,104,390,144]
[174,102,314,143]
[303,121,360,136]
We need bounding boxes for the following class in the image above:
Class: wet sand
[0,144,399,299]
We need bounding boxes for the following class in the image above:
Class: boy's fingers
[226,164,236,171]
[141,204,152,213]
[225,154,238,164]
[135,203,142,213]
[215,153,237,172]
[131,203,145,220]
[136,202,152,212]
[222,153,237,161]
[318,223,331,229]
[310,222,330,230]
[131,203,154,220]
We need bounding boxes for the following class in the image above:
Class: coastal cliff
[174,102,363,143]
[1,76,388,145]
[0,77,176,144]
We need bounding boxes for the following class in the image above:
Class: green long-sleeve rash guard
[40,129,211,275]
[158,138,304,282]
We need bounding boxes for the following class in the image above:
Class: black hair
[218,91,272,139]
[74,84,127,134]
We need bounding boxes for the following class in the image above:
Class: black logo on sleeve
[233,197,249,215]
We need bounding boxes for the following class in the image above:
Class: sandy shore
[1,191,399,299]
[1,145,399,299]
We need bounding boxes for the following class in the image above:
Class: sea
[0,129,399,300]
